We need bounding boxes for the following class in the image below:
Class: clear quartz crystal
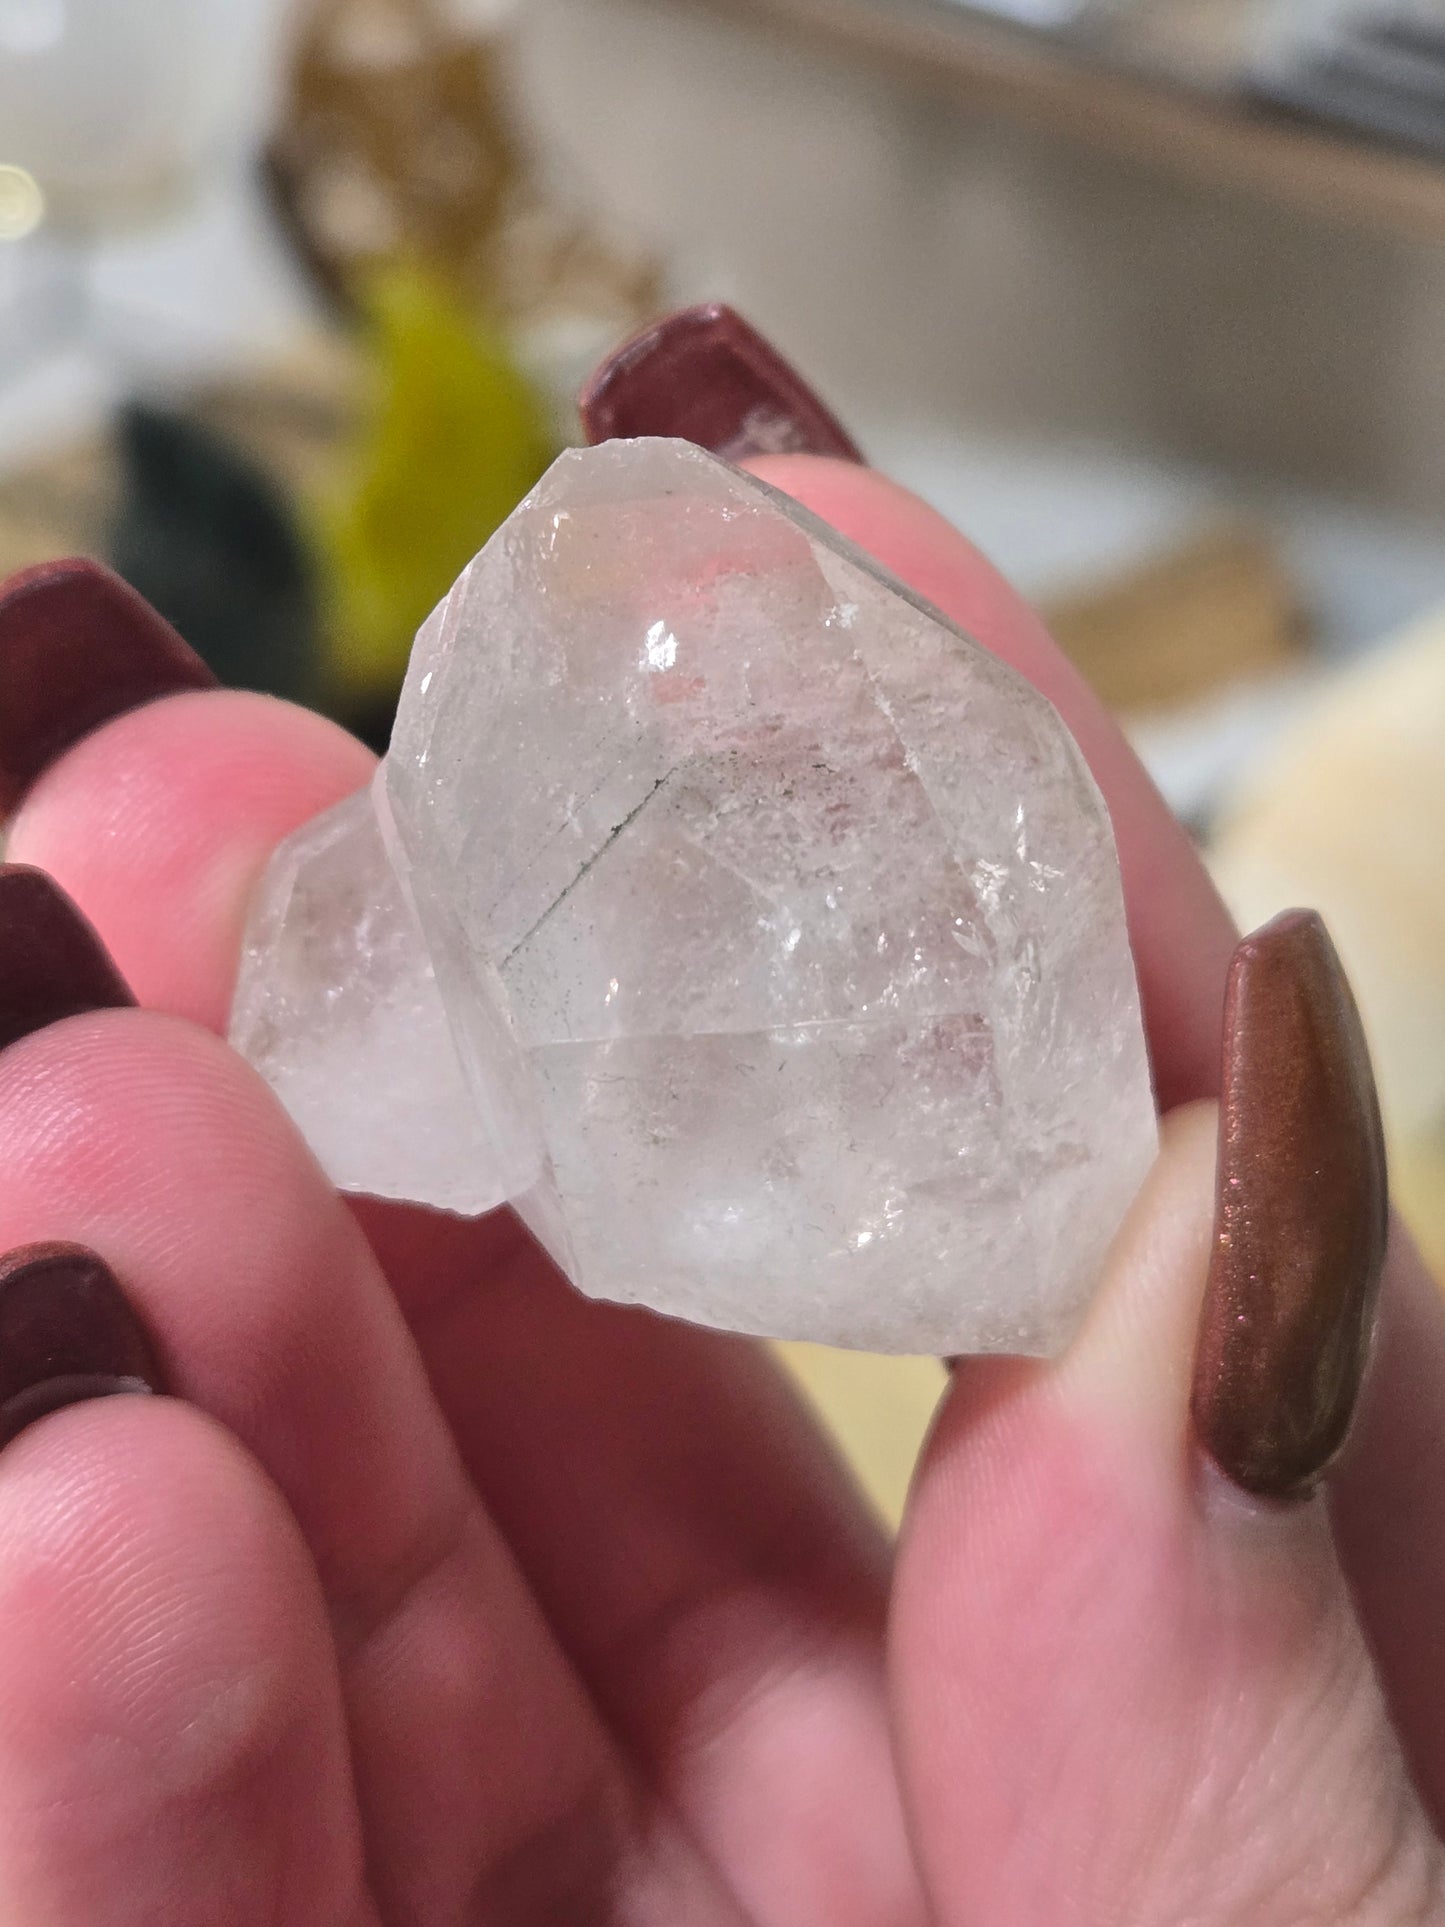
[230,438,1157,1355]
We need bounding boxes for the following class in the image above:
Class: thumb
[891,916,1440,1924]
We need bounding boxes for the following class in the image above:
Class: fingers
[10,685,373,1031]
[1331,1245,1445,1813]
[419,1241,914,1927]
[0,558,216,815]
[5,311,1444,1878]
[738,446,1445,1811]
[5,571,924,1924]
[0,1002,738,1924]
[893,1107,1445,1924]
[0,1396,374,1927]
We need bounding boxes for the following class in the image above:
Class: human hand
[0,310,1441,1925]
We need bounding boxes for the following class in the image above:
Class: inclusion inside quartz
[230,438,1157,1355]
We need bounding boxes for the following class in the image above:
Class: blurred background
[3,0,1444,1519]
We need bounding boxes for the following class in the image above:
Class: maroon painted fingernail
[0,1243,163,1448]
[1191,910,1388,1500]
[0,864,134,1052]
[578,303,865,463]
[0,557,216,816]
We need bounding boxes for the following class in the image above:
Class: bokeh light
[0,165,44,241]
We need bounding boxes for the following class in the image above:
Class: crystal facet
[230,439,1157,1355]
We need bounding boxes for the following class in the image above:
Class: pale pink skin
[0,457,1442,1923]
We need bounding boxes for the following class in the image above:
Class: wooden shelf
[691,0,1445,243]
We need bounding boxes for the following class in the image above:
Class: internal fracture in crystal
[230,438,1157,1355]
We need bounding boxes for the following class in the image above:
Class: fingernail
[578,303,865,463]
[1191,910,1389,1500]
[0,557,216,816]
[0,864,134,1052]
[0,1243,164,1448]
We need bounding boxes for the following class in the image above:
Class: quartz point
[230,438,1157,1355]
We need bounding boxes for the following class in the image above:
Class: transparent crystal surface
[229,783,526,1214]
[231,439,1157,1355]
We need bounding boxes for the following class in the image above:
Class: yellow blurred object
[0,164,45,243]
[316,266,555,699]
[0,437,111,578]
[1392,1130,1445,1283]
[1211,605,1445,1283]
[774,1343,947,1526]
[1044,524,1305,716]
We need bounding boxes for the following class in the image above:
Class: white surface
[0,0,314,469]
[0,0,299,224]
[0,172,319,472]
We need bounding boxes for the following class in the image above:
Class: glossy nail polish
[0,1244,163,1448]
[0,557,216,816]
[0,865,134,1053]
[1191,910,1388,1499]
[578,303,864,463]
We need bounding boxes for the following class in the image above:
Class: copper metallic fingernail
[0,557,216,816]
[0,864,134,1052]
[1191,910,1388,1500]
[0,1243,164,1449]
[578,303,865,463]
